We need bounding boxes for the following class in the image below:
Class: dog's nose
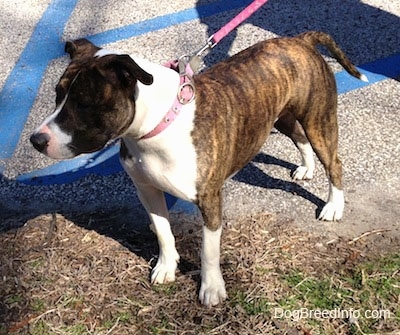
[30,132,50,153]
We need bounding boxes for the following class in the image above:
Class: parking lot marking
[88,0,255,46]
[0,0,79,164]
[16,52,400,185]
[0,0,254,171]
[1,0,399,183]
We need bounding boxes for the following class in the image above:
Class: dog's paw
[292,165,314,180]
[318,201,344,221]
[199,273,227,307]
[151,251,179,284]
[319,186,344,221]
[199,283,227,307]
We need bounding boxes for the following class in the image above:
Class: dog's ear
[108,54,154,86]
[65,39,100,60]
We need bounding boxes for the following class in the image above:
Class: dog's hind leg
[274,112,315,180]
[301,116,344,221]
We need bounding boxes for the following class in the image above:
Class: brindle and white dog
[31,31,366,306]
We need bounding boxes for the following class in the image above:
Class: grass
[30,299,46,313]
[225,232,399,334]
[274,255,400,334]
[281,270,355,309]
[0,213,399,335]
[231,290,272,316]
[30,320,51,335]
[102,312,133,330]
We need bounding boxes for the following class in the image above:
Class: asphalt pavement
[1,0,399,239]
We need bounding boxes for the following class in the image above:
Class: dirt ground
[0,208,399,335]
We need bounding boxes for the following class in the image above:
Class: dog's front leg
[135,183,180,284]
[198,193,227,307]
[199,225,227,307]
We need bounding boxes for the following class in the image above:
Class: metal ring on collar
[177,82,196,104]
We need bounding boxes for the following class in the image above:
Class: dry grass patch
[0,212,399,334]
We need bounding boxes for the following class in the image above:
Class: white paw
[292,165,314,180]
[319,201,344,221]
[151,251,179,284]
[199,273,227,307]
[319,185,344,221]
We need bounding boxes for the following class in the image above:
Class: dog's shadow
[195,0,400,80]
[92,153,325,279]
[0,151,325,281]
[0,152,328,318]
[233,152,325,212]
[67,203,202,279]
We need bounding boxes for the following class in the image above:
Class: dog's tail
[299,31,368,82]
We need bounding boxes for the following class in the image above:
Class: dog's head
[30,39,153,159]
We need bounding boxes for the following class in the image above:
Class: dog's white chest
[121,104,198,202]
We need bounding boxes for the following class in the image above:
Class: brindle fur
[192,31,360,230]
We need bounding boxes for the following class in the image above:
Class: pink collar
[139,0,269,140]
[139,61,195,140]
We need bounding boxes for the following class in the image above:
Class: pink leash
[196,0,269,57]
[213,0,268,44]
[140,0,269,140]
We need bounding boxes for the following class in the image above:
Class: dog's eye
[77,98,102,113]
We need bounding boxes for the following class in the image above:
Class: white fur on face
[32,92,74,159]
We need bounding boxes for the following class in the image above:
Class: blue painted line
[15,141,177,208]
[17,144,121,185]
[0,0,259,213]
[87,0,254,46]
[0,0,255,172]
[0,0,79,166]
[1,0,399,188]
[16,53,400,186]
[362,54,400,80]
[338,54,400,94]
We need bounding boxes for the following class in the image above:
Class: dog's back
[192,32,362,196]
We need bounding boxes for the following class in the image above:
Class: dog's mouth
[66,142,82,156]
[65,136,118,157]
